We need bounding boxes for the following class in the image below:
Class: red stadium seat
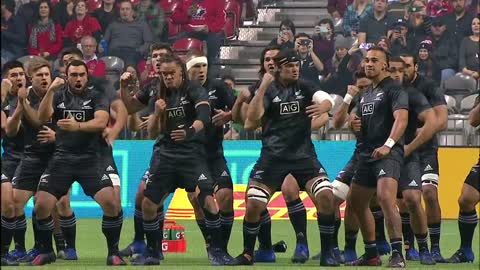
[50,0,60,6]
[172,38,204,52]
[166,17,181,37]
[225,0,242,26]
[158,0,179,14]
[224,13,237,39]
[130,0,141,6]
[87,0,102,13]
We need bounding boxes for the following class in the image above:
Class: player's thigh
[1,156,20,184]
[249,157,288,195]
[209,157,233,192]
[37,157,75,200]
[76,157,112,199]
[13,157,50,193]
[399,158,422,200]
[144,154,175,205]
[420,149,440,188]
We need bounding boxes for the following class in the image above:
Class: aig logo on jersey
[167,107,185,119]
[63,110,85,121]
[362,102,375,115]
[280,101,300,115]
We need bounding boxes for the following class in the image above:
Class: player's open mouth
[75,83,82,88]
[17,83,23,88]
[41,82,49,87]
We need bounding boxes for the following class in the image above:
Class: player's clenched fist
[49,77,65,92]
[346,85,360,96]
[154,99,166,114]
[120,72,133,89]
[262,72,274,84]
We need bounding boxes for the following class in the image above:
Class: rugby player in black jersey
[32,60,125,266]
[389,56,437,265]
[119,43,173,259]
[447,95,480,263]
[185,51,236,257]
[130,54,228,265]
[399,55,448,262]
[346,47,409,267]
[1,61,26,266]
[227,49,337,266]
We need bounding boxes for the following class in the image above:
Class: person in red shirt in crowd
[80,35,106,77]
[171,0,226,75]
[63,0,101,47]
[27,0,63,59]
[427,0,453,17]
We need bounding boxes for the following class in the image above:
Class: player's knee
[402,191,421,211]
[101,199,118,216]
[332,179,350,202]
[458,194,476,211]
[2,200,15,217]
[281,179,299,202]
[376,192,395,209]
[247,185,270,205]
[141,197,158,218]
[422,186,438,203]
[216,188,233,211]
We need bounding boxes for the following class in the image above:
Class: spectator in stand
[1,0,27,61]
[16,0,39,25]
[312,18,335,75]
[101,0,153,65]
[376,36,391,54]
[93,0,118,33]
[430,16,458,84]
[268,19,295,50]
[388,18,409,56]
[27,0,63,59]
[53,0,74,28]
[170,0,226,72]
[81,35,106,77]
[342,0,372,37]
[405,0,432,53]
[328,0,354,20]
[135,0,167,42]
[222,74,239,96]
[358,0,396,44]
[467,0,479,13]
[427,0,453,17]
[63,0,102,47]
[320,35,361,96]
[417,41,435,79]
[295,33,325,87]
[220,74,240,140]
[459,16,479,79]
[444,0,475,47]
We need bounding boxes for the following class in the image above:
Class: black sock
[333,218,341,248]
[364,240,378,259]
[258,209,272,250]
[53,232,66,252]
[286,198,307,245]
[242,220,260,257]
[133,206,144,241]
[196,219,209,246]
[102,212,123,256]
[390,238,403,254]
[428,222,441,249]
[204,210,223,249]
[459,210,478,249]
[400,212,415,250]
[345,230,358,250]
[219,211,234,250]
[157,207,164,250]
[14,214,27,250]
[415,233,429,252]
[1,215,16,256]
[143,216,160,257]
[371,207,386,241]
[59,213,76,249]
[317,213,335,254]
[36,216,54,253]
[32,211,40,248]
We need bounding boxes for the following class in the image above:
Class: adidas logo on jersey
[221,171,229,177]
[101,174,110,181]
[378,169,386,176]
[424,164,433,171]
[198,174,207,181]
[106,165,114,172]
[408,180,418,187]
[57,102,66,109]
[1,174,7,180]
[272,96,281,103]
[319,168,325,173]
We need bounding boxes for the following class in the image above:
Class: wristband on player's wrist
[185,126,196,139]
[343,94,353,105]
[384,138,395,148]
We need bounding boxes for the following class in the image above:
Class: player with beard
[1,61,27,266]
[129,54,228,265]
[399,54,448,262]
[389,57,436,265]
[32,60,125,266]
[346,47,408,268]
[185,51,236,258]
[227,49,337,266]
[447,95,480,263]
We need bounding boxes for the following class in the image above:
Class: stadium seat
[224,13,238,40]
[100,56,124,90]
[329,94,343,115]
[443,73,477,96]
[130,0,141,6]
[460,94,479,114]
[166,17,181,37]
[158,0,179,14]
[87,0,102,13]
[444,94,457,114]
[172,38,204,52]
[50,0,60,6]
[225,0,242,26]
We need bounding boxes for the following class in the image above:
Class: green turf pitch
[8,219,479,269]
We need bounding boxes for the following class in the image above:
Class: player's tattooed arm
[148,98,166,139]
[104,99,128,144]
[432,104,448,132]
[58,110,109,133]
[469,100,480,127]
[21,95,43,128]
[372,108,408,159]
[405,108,436,157]
[247,73,274,123]
[231,89,251,123]
[5,87,26,137]
[120,72,145,114]
[311,112,329,130]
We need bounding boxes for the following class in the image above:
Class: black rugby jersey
[404,87,431,145]
[2,93,24,159]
